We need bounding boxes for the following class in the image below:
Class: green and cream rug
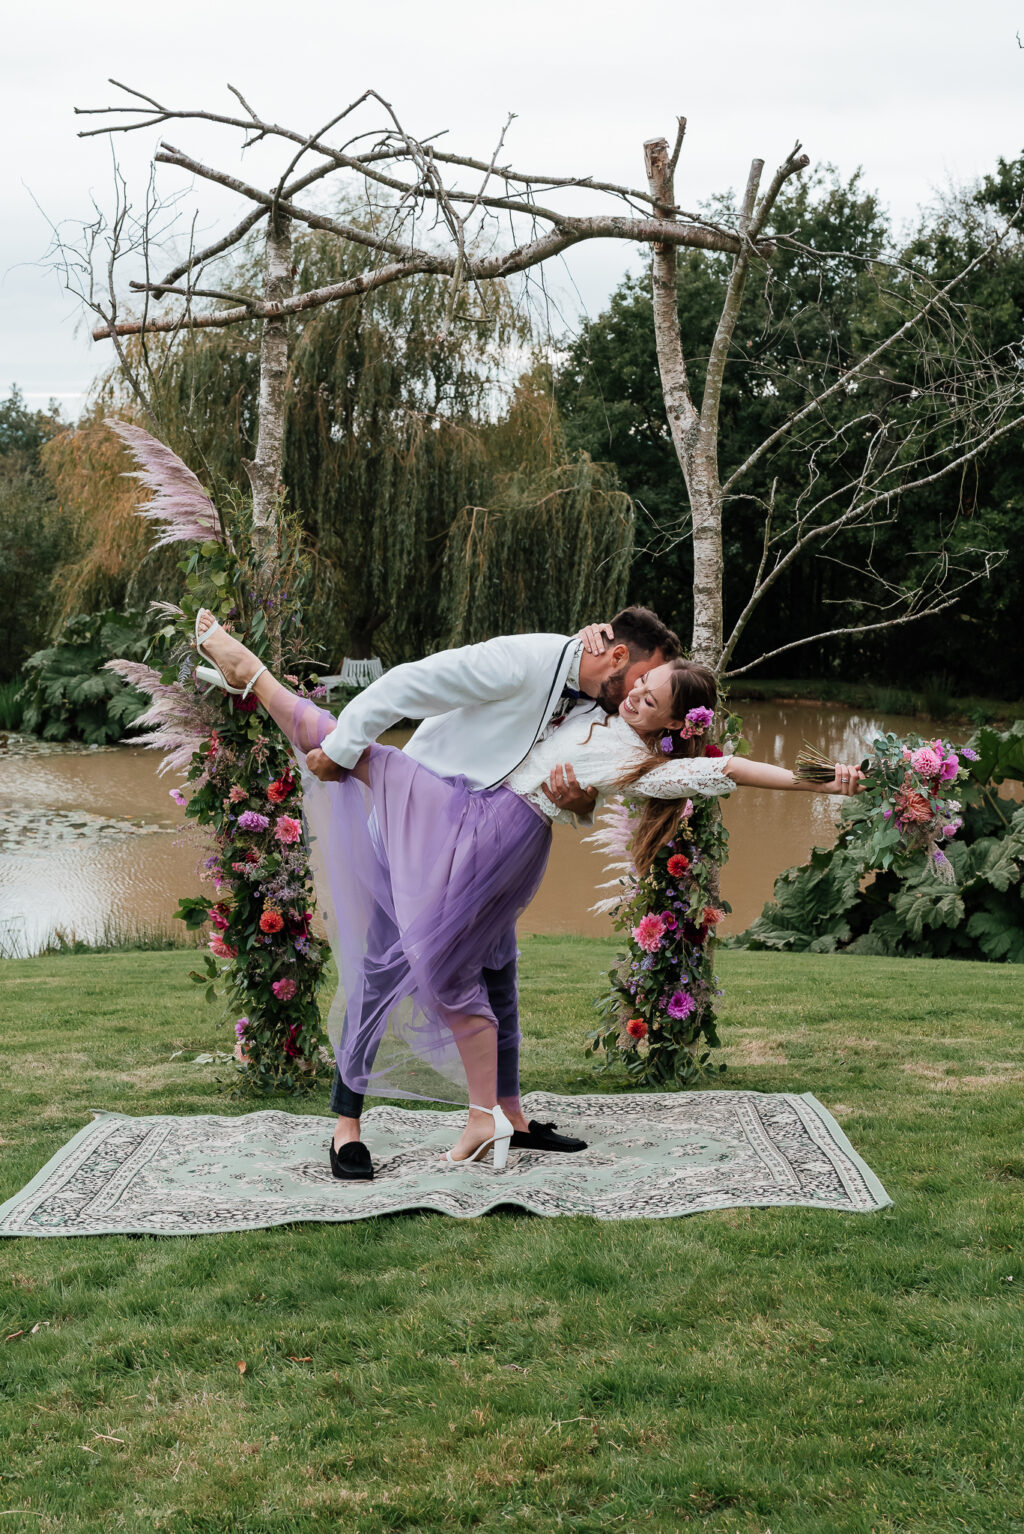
[0,1090,891,1236]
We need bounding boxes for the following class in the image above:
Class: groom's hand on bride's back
[305,747,345,782]
[543,763,598,818]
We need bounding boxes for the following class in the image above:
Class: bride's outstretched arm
[723,756,865,795]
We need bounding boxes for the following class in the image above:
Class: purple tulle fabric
[276,693,552,1104]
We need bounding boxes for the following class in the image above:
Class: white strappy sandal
[442,1104,514,1170]
[194,610,268,700]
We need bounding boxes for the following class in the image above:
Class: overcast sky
[2,0,1021,412]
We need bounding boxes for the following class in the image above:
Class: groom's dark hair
[610,606,682,662]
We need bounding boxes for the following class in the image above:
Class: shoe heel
[492,1133,511,1170]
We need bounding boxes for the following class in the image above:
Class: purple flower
[666,990,696,1020]
[235,1017,249,1037]
[169,788,187,807]
[237,810,270,833]
[961,747,979,761]
[660,736,674,754]
[685,706,715,731]
[933,848,949,865]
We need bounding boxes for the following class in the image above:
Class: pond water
[0,701,928,955]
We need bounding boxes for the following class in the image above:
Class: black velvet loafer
[329,1139,374,1180]
[509,1119,587,1153]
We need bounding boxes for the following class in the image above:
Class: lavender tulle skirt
[281,696,552,1103]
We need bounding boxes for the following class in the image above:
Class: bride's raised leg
[194,610,356,764]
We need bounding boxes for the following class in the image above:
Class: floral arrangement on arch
[104,420,330,1094]
[587,706,734,1087]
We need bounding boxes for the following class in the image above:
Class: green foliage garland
[169,503,331,1093]
[589,795,730,1086]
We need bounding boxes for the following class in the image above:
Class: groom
[305,606,681,1179]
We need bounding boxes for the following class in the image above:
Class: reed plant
[0,915,202,960]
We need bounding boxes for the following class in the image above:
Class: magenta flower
[666,990,696,1020]
[939,754,959,782]
[274,816,302,845]
[235,1017,249,1038]
[272,978,298,1002]
[685,706,715,731]
[238,810,270,833]
[168,787,187,807]
[632,913,667,952]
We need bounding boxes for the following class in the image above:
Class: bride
[194,612,864,1169]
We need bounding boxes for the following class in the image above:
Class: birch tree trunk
[244,209,293,663]
[643,135,724,666]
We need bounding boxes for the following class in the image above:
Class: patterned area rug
[0,1091,891,1237]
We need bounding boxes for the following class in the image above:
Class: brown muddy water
[0,702,929,956]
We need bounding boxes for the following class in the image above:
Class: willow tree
[283,230,517,663]
[443,370,633,644]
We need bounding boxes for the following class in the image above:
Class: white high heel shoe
[442,1104,514,1170]
[194,610,267,700]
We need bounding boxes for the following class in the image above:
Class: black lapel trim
[484,638,577,791]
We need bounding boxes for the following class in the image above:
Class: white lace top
[503,705,735,824]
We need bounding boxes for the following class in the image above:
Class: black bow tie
[560,685,583,701]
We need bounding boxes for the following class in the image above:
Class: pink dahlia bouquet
[795,731,977,883]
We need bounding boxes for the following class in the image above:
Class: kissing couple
[194,605,864,1175]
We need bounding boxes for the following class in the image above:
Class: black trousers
[327,950,521,1117]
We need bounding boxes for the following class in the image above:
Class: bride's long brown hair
[617,658,720,876]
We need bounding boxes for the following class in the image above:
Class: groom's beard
[596,667,630,714]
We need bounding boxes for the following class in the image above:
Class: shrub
[732,723,1024,962]
[18,610,151,745]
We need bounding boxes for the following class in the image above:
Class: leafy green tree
[0,389,67,681]
[557,162,1019,690]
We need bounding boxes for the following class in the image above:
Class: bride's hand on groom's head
[575,622,614,655]
[305,747,345,783]
[542,763,598,818]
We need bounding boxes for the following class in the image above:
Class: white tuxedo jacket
[320,633,581,790]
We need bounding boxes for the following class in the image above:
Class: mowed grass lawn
[1,940,1022,1534]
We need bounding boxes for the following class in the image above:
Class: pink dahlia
[274,816,302,845]
[910,746,943,779]
[632,913,667,952]
[272,978,298,1002]
[209,935,237,959]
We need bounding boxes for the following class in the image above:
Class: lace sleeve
[622,754,735,802]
